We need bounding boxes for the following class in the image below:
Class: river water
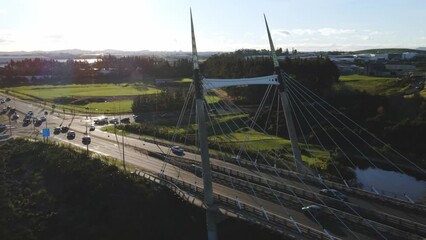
[355,167,426,201]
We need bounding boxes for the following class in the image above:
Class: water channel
[355,167,426,201]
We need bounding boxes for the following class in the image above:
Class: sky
[0,0,425,52]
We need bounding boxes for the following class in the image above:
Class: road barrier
[136,170,338,240]
[149,151,426,238]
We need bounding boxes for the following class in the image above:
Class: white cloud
[317,28,355,36]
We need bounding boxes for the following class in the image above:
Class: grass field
[4,83,160,100]
[2,83,161,113]
[335,74,407,95]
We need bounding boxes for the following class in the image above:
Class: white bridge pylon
[202,74,279,90]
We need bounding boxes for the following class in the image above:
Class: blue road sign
[42,128,50,137]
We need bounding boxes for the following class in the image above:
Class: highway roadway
[1,94,425,239]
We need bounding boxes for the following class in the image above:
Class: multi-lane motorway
[1,94,425,239]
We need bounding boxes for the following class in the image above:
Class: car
[44,111,49,115]
[11,114,19,120]
[9,108,16,114]
[34,119,43,127]
[6,105,11,110]
[171,146,184,155]
[82,136,91,145]
[39,116,47,122]
[94,118,108,125]
[319,189,348,201]
[66,131,76,140]
[0,99,5,104]
[109,118,119,124]
[89,125,95,131]
[23,118,32,126]
[133,115,144,123]
[53,127,61,134]
[0,123,6,132]
[5,98,10,101]
[208,109,218,114]
[302,205,323,217]
[1,108,7,114]
[61,126,69,133]
[120,117,130,123]
[27,111,33,116]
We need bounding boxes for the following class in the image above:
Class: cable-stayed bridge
[2,10,425,240]
[147,11,426,240]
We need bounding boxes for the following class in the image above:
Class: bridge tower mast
[191,10,218,240]
[264,15,306,173]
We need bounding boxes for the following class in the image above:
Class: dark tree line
[0,55,193,86]
[132,89,189,113]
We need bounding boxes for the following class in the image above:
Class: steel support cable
[287,89,348,184]
[286,80,381,170]
[184,95,196,145]
[252,84,273,128]
[211,89,292,165]
[203,93,264,208]
[284,84,357,169]
[284,73,425,176]
[160,83,195,176]
[205,91,321,225]
[170,83,195,144]
[287,89,321,176]
[204,87,359,235]
[264,86,279,131]
[204,84,367,239]
[284,84,388,239]
[204,92,303,224]
[203,100,239,191]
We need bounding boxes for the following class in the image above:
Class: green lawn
[2,83,161,114]
[335,74,406,95]
[5,83,160,100]
[56,99,134,114]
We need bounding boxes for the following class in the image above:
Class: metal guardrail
[143,137,426,212]
[208,164,426,237]
[150,152,426,239]
[211,170,424,239]
[149,151,426,238]
[135,170,336,240]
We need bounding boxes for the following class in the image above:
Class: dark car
[133,115,144,123]
[208,109,218,114]
[61,126,69,133]
[0,123,6,132]
[94,118,108,125]
[120,117,130,123]
[66,131,76,140]
[171,146,184,155]
[11,114,19,120]
[302,205,323,217]
[53,127,61,135]
[319,189,348,201]
[109,118,119,124]
[89,124,95,131]
[23,118,31,126]
[5,97,10,101]
[82,136,91,145]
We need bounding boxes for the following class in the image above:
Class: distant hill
[352,48,426,54]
